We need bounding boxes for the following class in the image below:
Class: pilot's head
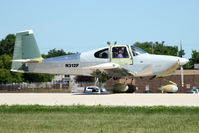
[119,49,123,54]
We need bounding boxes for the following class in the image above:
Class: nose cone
[178,57,189,65]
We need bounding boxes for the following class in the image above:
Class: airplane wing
[84,63,136,78]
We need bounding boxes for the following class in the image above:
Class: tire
[126,84,137,93]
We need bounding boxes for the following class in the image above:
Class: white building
[52,75,75,85]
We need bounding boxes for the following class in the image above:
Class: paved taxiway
[0,93,199,106]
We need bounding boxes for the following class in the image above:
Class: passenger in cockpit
[117,49,124,58]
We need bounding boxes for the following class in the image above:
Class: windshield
[131,45,147,56]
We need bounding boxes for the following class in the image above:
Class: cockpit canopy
[94,48,109,58]
[94,45,147,59]
[131,45,147,56]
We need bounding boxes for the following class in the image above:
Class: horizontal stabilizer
[12,57,43,63]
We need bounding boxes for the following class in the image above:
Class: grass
[0,105,199,133]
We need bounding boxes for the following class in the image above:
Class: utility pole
[180,40,182,57]
[152,43,154,54]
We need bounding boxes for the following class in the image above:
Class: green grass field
[0,105,199,133]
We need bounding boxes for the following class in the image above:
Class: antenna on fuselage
[107,41,111,46]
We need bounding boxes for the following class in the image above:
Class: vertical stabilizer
[11,30,41,72]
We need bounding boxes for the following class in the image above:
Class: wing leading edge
[84,62,152,78]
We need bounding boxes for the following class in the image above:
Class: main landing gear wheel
[126,84,137,93]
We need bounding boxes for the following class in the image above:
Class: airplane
[11,30,189,93]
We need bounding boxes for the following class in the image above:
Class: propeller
[178,57,189,87]
[179,41,184,87]
[180,65,184,87]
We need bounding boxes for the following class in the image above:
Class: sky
[0,0,199,59]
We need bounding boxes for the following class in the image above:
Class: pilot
[117,49,124,58]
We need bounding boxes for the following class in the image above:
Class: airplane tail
[11,30,42,73]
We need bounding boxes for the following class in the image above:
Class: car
[84,86,110,94]
[144,89,153,93]
[185,88,199,94]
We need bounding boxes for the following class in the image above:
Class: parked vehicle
[84,86,110,94]
[186,88,199,94]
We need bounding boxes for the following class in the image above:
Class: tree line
[0,34,199,84]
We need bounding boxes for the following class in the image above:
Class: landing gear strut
[94,77,99,86]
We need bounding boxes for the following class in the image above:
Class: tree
[0,54,12,69]
[0,54,23,84]
[134,41,182,56]
[177,49,185,57]
[46,48,67,58]
[0,34,15,56]
[0,69,13,84]
[75,76,94,82]
[41,54,47,59]
[185,50,199,69]
[134,42,153,54]
[23,73,54,83]
[10,71,24,83]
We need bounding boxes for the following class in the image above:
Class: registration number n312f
[65,64,79,67]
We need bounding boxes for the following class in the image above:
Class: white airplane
[11,30,189,93]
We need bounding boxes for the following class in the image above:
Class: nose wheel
[159,78,178,93]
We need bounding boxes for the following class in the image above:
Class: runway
[0,93,199,106]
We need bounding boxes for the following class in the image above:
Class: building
[134,70,199,93]
[52,74,76,89]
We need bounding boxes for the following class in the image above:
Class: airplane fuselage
[25,45,188,78]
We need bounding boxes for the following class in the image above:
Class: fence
[0,82,70,93]
[0,81,107,93]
